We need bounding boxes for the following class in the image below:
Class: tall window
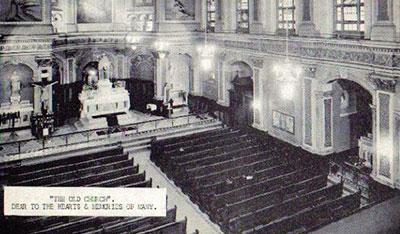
[237,0,249,33]
[277,0,295,32]
[336,0,364,37]
[207,0,216,32]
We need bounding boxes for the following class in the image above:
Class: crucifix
[31,80,58,114]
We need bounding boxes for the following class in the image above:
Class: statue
[10,71,21,105]
[10,71,21,96]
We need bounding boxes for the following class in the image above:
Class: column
[263,0,277,34]
[303,78,313,147]
[313,90,335,155]
[216,52,228,106]
[153,53,169,102]
[371,0,396,41]
[66,57,76,84]
[249,0,263,34]
[252,68,261,127]
[375,91,394,185]
[215,0,224,32]
[298,0,317,36]
[249,57,264,129]
[314,0,334,38]
[222,0,237,33]
[191,57,202,96]
[370,74,397,187]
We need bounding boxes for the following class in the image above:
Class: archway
[228,61,253,126]
[0,63,34,104]
[128,54,155,112]
[326,79,373,167]
[166,53,193,108]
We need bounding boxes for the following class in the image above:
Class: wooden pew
[210,168,322,210]
[218,174,328,223]
[11,153,130,183]
[14,159,134,186]
[88,172,146,187]
[136,218,188,234]
[50,165,139,187]
[83,206,177,234]
[227,183,344,233]
[9,147,123,175]
[244,190,361,234]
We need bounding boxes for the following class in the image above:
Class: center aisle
[130,149,224,234]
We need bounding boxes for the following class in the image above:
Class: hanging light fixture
[197,9,216,71]
[273,3,302,100]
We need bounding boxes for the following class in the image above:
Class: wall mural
[77,0,111,23]
[0,0,43,22]
[165,0,195,21]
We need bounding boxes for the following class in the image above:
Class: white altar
[0,72,33,131]
[76,79,131,130]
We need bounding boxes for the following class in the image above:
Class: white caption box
[4,186,167,217]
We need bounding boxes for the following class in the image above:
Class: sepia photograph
[1,0,400,233]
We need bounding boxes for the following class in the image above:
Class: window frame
[277,0,296,35]
[335,0,365,39]
[237,0,250,33]
[207,0,216,32]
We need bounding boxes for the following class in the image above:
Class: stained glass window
[237,0,249,33]
[207,0,216,32]
[277,0,295,30]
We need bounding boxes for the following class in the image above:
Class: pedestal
[371,23,396,42]
[0,101,33,131]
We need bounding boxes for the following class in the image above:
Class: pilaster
[371,0,396,41]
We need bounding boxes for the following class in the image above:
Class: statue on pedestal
[10,71,21,105]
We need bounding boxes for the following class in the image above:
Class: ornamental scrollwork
[369,74,398,92]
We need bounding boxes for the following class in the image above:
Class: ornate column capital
[249,56,264,69]
[304,65,317,78]
[369,73,398,92]
[217,51,227,62]
[315,90,335,99]
[35,57,53,67]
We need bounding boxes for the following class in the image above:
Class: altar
[76,78,131,130]
[0,71,33,132]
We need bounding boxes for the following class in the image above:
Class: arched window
[335,0,364,38]
[237,0,249,33]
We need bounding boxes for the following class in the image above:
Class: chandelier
[197,14,216,71]
[197,44,216,71]
[273,20,302,100]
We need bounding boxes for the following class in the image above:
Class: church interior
[1,0,400,233]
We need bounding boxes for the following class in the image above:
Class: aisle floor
[131,149,224,234]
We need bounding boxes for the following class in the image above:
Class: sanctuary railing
[0,114,217,162]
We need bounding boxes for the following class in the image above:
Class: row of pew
[1,146,195,234]
[151,127,361,234]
